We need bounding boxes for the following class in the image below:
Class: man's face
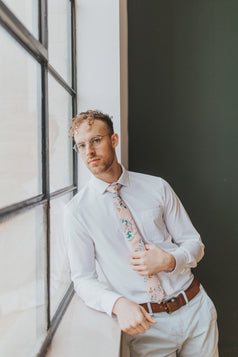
[74,120,119,177]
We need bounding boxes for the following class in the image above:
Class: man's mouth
[88,158,100,165]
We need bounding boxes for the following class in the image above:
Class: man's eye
[78,143,85,149]
[92,138,101,144]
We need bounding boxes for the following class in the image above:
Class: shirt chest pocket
[137,206,166,244]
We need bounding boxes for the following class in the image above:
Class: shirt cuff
[167,248,188,275]
[101,291,123,317]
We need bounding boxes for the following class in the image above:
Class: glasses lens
[91,136,102,147]
[73,144,78,152]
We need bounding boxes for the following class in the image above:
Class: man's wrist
[112,296,126,316]
[165,253,176,272]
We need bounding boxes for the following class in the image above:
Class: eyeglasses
[73,134,110,154]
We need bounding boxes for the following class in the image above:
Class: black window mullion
[0,195,46,223]
[39,0,50,331]
[48,64,76,96]
[39,0,48,48]
[50,185,77,200]
[71,0,78,189]
[0,0,48,63]
[41,63,51,330]
[71,0,77,95]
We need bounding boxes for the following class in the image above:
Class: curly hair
[69,110,114,137]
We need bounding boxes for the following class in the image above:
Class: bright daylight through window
[0,1,77,356]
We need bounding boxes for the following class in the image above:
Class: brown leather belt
[140,277,200,314]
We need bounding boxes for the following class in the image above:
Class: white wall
[75,0,128,188]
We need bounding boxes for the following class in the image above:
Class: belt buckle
[162,297,176,314]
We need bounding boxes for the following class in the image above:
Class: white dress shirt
[64,166,204,316]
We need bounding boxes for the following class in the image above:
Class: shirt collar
[90,164,129,194]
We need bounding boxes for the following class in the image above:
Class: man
[64,110,219,357]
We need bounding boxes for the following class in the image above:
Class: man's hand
[130,244,176,276]
[112,297,157,335]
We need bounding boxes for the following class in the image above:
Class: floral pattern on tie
[121,219,134,241]
[107,183,165,303]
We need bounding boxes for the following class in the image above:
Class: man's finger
[124,325,146,336]
[130,258,144,266]
[134,325,146,335]
[131,250,145,258]
[141,307,157,324]
[137,271,150,276]
[132,264,147,271]
[123,326,137,335]
[140,319,151,331]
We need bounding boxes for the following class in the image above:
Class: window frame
[0,0,78,355]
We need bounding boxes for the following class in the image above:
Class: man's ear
[111,133,119,148]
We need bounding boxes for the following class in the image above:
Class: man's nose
[85,142,95,156]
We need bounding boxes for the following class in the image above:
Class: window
[0,1,77,356]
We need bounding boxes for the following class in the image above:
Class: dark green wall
[128,1,238,355]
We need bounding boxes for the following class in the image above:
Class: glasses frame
[73,134,110,154]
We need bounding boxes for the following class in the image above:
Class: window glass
[0,27,42,209]
[48,74,73,193]
[3,0,38,38]
[48,0,72,84]
[0,205,46,357]
[50,192,72,318]
[0,1,76,354]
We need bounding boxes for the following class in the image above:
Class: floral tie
[107,183,165,303]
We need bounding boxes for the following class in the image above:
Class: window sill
[45,294,121,357]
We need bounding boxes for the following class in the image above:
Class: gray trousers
[121,286,219,357]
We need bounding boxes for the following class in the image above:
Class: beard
[86,154,115,176]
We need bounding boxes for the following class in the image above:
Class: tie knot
[106,183,122,194]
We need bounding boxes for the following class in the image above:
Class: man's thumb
[141,307,157,324]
